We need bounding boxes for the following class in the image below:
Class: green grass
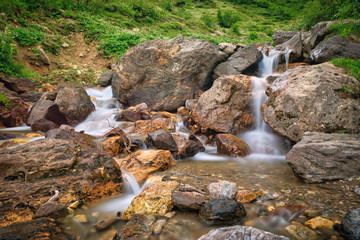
[331,58,360,81]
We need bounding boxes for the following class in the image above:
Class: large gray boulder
[272,31,299,45]
[275,32,302,62]
[111,37,228,111]
[198,225,290,240]
[213,44,263,79]
[310,35,360,63]
[262,62,360,142]
[286,132,360,183]
[192,75,254,133]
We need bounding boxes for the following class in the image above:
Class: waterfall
[240,49,291,160]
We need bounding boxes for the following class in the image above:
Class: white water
[240,49,291,160]
[75,86,122,136]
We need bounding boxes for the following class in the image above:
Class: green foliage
[230,22,241,36]
[98,33,143,58]
[0,93,11,108]
[160,1,173,11]
[327,20,360,39]
[217,9,241,28]
[331,58,360,81]
[201,13,214,28]
[159,22,184,31]
[248,31,259,40]
[11,26,43,46]
[0,31,24,76]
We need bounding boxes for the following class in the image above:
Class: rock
[192,75,254,133]
[286,132,360,183]
[275,32,302,62]
[272,31,299,45]
[150,111,176,120]
[153,219,167,234]
[305,216,334,230]
[0,77,35,93]
[207,181,237,199]
[185,99,197,111]
[262,63,360,142]
[114,214,156,240]
[102,136,126,156]
[0,138,29,148]
[0,133,16,140]
[198,225,290,240]
[134,118,176,134]
[55,84,95,126]
[310,35,360,63]
[35,191,67,219]
[0,138,122,223]
[121,181,179,220]
[0,82,30,127]
[20,91,43,104]
[26,99,68,127]
[61,42,70,48]
[285,224,318,240]
[269,204,307,222]
[172,188,209,210]
[165,211,176,218]
[146,129,178,152]
[304,208,322,218]
[235,190,257,203]
[266,75,280,84]
[45,125,97,149]
[111,37,228,111]
[355,188,360,196]
[340,208,360,240]
[213,44,263,79]
[31,118,58,132]
[216,134,251,157]
[96,213,117,231]
[115,103,150,122]
[68,201,79,209]
[172,134,205,158]
[74,214,88,223]
[0,218,74,240]
[38,46,51,65]
[199,198,246,224]
[98,71,113,87]
[218,42,239,56]
[114,150,175,183]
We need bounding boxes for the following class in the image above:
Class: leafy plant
[217,9,241,28]
[98,33,143,58]
[248,31,259,41]
[201,13,213,28]
[0,93,11,108]
[11,26,43,46]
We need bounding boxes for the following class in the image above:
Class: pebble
[96,213,117,231]
[25,133,42,138]
[354,188,360,195]
[153,219,167,234]
[285,224,318,240]
[305,216,334,230]
[165,211,176,218]
[304,209,322,218]
[68,201,79,209]
[74,214,87,223]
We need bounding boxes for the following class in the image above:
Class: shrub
[0,31,23,76]
[201,13,213,28]
[98,33,143,58]
[0,93,11,108]
[230,22,241,35]
[160,1,173,11]
[11,26,43,46]
[217,9,241,28]
[248,31,259,40]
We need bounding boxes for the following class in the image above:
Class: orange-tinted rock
[235,190,257,203]
[115,103,150,122]
[121,181,179,220]
[172,134,205,158]
[114,150,175,183]
[103,136,126,156]
[134,118,176,134]
[216,134,251,157]
[305,217,334,230]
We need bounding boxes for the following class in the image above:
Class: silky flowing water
[1,49,359,239]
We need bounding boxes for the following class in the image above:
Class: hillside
[0,0,359,88]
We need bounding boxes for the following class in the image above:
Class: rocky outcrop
[213,44,263,79]
[198,225,290,240]
[55,85,95,126]
[199,198,246,224]
[111,37,228,111]
[192,75,254,134]
[114,150,175,183]
[121,181,179,220]
[310,35,360,63]
[215,134,251,157]
[0,138,122,225]
[275,32,302,61]
[262,63,360,142]
[340,208,360,240]
[272,31,299,45]
[0,82,30,127]
[0,77,35,93]
[286,132,360,183]
[115,103,150,122]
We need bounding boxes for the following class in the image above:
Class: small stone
[165,211,176,218]
[79,53,85,57]
[61,42,70,48]
[68,201,79,209]
[153,219,167,234]
[25,133,42,138]
[235,190,257,203]
[304,208,322,218]
[96,213,117,231]
[285,224,318,240]
[305,216,334,230]
[207,181,237,199]
[354,188,360,195]
[74,214,88,223]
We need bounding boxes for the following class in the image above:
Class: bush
[331,58,360,81]
[98,33,143,58]
[0,93,11,108]
[11,26,43,46]
[160,1,173,11]
[217,9,241,28]
[201,13,213,28]
[248,31,259,40]
[230,22,241,35]
[0,31,23,76]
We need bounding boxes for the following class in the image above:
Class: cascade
[240,49,291,160]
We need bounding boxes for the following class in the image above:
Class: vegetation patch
[331,58,360,81]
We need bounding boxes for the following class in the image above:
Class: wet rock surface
[262,62,360,142]
[216,134,251,157]
[207,181,237,199]
[272,31,299,45]
[198,225,290,240]
[275,32,302,61]
[111,37,227,111]
[199,198,246,224]
[114,214,156,240]
[287,132,360,183]
[192,75,254,133]
[172,185,209,211]
[340,208,360,240]
[115,103,150,122]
